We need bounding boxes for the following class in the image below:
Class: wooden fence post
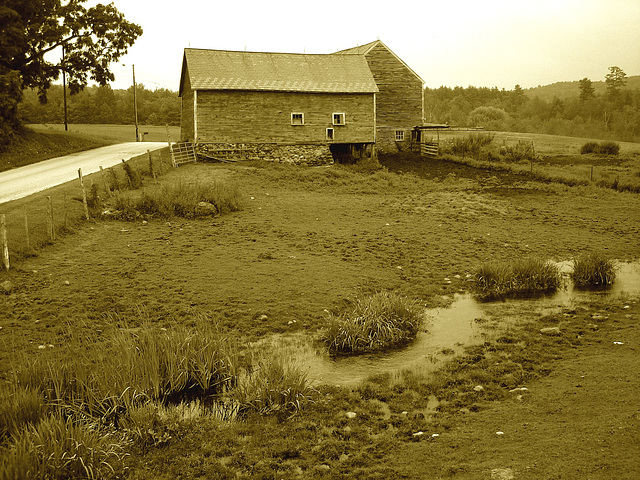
[100,166,112,198]
[109,167,120,192]
[46,196,55,242]
[147,149,156,179]
[1,214,9,270]
[78,168,90,220]
[122,159,133,188]
[24,208,30,252]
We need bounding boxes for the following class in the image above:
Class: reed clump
[232,354,315,418]
[323,292,423,355]
[571,252,616,288]
[473,257,561,299]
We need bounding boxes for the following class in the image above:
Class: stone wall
[198,143,334,166]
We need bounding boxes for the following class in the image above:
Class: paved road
[0,142,168,204]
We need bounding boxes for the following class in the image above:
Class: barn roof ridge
[181,48,379,95]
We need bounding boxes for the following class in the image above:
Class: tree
[605,66,627,97]
[578,78,595,102]
[0,0,142,142]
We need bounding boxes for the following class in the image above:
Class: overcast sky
[89,0,640,92]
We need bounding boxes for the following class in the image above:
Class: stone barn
[335,40,424,153]
[178,49,378,164]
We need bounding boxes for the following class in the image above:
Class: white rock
[474,385,485,392]
[345,411,357,419]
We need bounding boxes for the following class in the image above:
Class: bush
[473,257,561,299]
[571,252,616,288]
[322,292,423,355]
[580,141,620,156]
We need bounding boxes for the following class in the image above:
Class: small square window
[326,128,334,140]
[333,113,345,126]
[291,113,304,125]
[395,130,405,141]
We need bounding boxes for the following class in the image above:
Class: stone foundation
[197,143,334,166]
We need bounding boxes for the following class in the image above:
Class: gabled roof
[179,48,379,96]
[335,40,424,84]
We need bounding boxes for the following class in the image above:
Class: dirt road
[0,142,168,204]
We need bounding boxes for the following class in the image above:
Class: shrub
[322,292,423,355]
[232,355,315,418]
[0,416,128,480]
[580,141,620,156]
[502,141,537,162]
[473,257,561,299]
[571,252,616,288]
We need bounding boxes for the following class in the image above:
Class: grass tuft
[571,252,616,288]
[322,292,423,355]
[232,355,315,418]
[113,180,242,219]
[472,257,561,299]
[0,415,128,480]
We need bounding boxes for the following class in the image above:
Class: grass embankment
[0,127,113,172]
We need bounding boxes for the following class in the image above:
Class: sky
[83,0,640,92]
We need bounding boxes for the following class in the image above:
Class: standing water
[252,261,640,387]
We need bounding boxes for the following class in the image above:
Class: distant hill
[525,75,640,101]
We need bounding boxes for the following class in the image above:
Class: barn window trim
[332,113,346,126]
[395,130,405,141]
[326,128,334,140]
[291,113,304,125]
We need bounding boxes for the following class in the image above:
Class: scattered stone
[258,314,268,322]
[1,280,14,294]
[195,201,218,216]
[540,326,561,335]
[431,433,440,438]
[591,314,608,321]
[509,387,528,393]
[613,341,624,345]
[401,411,408,416]
[412,431,424,437]
[339,454,349,462]
[345,411,357,419]
[314,464,330,472]
[623,305,630,309]
[491,468,515,480]
[516,395,524,402]
[473,385,485,392]
[64,280,70,286]
[496,431,505,436]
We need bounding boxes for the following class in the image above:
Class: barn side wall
[180,68,194,142]
[365,44,423,153]
[194,91,375,144]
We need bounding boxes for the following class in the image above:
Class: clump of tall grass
[0,416,128,479]
[12,317,239,424]
[232,355,315,418]
[502,140,537,162]
[322,292,423,355]
[113,180,242,220]
[580,141,620,156]
[472,257,561,299]
[571,252,616,288]
[0,386,48,442]
[447,133,495,159]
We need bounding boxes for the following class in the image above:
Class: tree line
[424,67,640,143]
[19,84,181,126]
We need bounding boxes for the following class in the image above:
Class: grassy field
[27,123,181,143]
[1,130,640,478]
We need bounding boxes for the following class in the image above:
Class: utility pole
[62,45,68,131]
[133,64,139,141]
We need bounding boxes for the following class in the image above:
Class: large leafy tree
[0,0,142,142]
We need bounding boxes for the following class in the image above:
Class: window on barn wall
[395,130,405,141]
[333,113,345,125]
[326,128,334,140]
[291,113,304,125]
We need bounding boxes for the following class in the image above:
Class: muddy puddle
[252,261,640,387]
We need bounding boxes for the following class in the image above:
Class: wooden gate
[170,142,197,167]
